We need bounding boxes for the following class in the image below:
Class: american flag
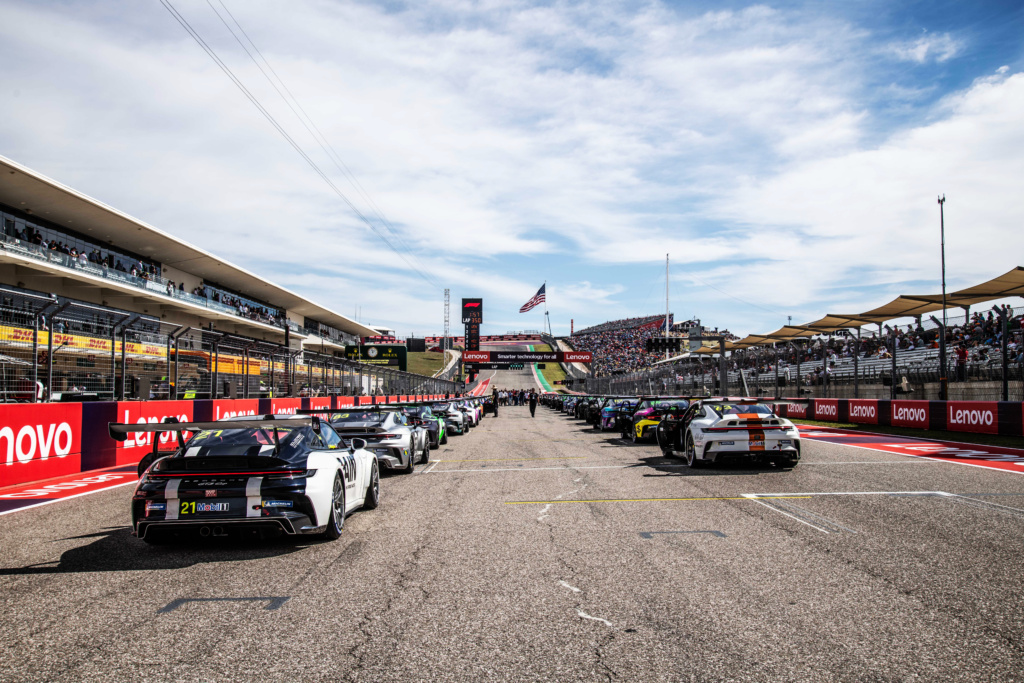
[519,284,546,313]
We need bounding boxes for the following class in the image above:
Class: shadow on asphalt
[630,454,769,477]
[0,526,313,576]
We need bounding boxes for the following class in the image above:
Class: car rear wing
[108,415,323,457]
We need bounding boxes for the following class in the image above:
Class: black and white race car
[655,400,801,468]
[111,414,379,543]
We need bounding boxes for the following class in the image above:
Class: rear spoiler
[108,415,323,457]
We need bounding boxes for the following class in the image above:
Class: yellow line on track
[446,456,588,463]
[505,496,813,505]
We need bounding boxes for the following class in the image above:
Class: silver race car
[324,406,429,473]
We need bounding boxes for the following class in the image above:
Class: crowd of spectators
[669,307,1024,387]
[570,315,669,376]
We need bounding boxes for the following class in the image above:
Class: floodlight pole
[938,195,948,400]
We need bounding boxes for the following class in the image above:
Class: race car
[656,400,801,468]
[598,398,633,431]
[402,403,447,448]
[626,397,691,443]
[112,414,379,543]
[432,402,467,435]
[323,406,428,473]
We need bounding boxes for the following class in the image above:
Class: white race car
[113,414,380,543]
[657,400,801,469]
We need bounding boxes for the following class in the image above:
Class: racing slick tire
[685,433,704,469]
[402,449,416,474]
[323,473,346,539]
[420,441,430,464]
[441,432,448,445]
[631,427,640,444]
[363,462,380,510]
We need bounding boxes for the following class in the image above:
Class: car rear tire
[402,448,415,474]
[323,474,345,539]
[363,463,380,509]
[420,441,430,464]
[685,433,703,469]
[631,427,640,444]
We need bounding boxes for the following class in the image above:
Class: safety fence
[0,393,459,489]
[0,287,461,402]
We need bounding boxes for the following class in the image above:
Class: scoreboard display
[461,298,483,324]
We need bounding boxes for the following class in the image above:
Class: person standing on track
[529,390,538,417]
[492,387,499,417]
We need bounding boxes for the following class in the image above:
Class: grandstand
[0,155,451,401]
[570,314,671,377]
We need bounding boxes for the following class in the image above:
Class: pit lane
[2,383,1024,681]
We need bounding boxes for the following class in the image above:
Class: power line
[158,0,441,289]
[209,0,433,280]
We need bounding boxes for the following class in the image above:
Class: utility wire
[158,0,441,289]
[211,0,423,270]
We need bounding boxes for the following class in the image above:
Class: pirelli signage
[461,351,591,363]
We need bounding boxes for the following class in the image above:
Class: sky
[1,0,1022,338]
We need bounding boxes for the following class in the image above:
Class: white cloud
[0,1,1015,337]
[888,33,963,64]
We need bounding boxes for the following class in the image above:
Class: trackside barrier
[776,399,1023,437]
[1,394,434,488]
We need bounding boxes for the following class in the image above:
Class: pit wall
[0,394,449,488]
[777,399,1023,437]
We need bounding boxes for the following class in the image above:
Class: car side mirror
[349,438,367,452]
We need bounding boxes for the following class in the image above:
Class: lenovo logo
[815,403,837,418]
[893,407,927,423]
[122,410,191,447]
[1,422,74,465]
[949,407,994,427]
[850,405,876,419]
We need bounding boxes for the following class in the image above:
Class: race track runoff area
[3,382,1024,680]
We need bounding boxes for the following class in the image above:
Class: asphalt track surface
[3,372,1024,680]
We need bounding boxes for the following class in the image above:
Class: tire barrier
[0,394,449,489]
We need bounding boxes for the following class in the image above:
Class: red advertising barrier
[115,400,194,466]
[0,403,83,487]
[259,398,301,415]
[813,399,839,422]
[358,396,373,406]
[194,398,260,422]
[848,399,880,424]
[302,397,332,412]
[946,401,999,434]
[336,396,355,407]
[786,401,808,418]
[891,400,929,429]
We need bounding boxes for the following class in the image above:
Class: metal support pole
[212,342,219,398]
[937,323,948,401]
[773,344,779,399]
[173,335,181,400]
[823,333,831,398]
[1001,307,1009,401]
[890,329,898,400]
[32,315,39,403]
[243,349,249,399]
[47,315,55,400]
[718,339,727,397]
[854,328,861,399]
[120,326,128,400]
[795,342,801,395]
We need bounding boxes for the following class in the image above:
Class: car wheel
[429,434,439,450]
[685,433,703,469]
[403,448,415,474]
[631,427,639,444]
[420,441,430,464]
[441,432,448,445]
[323,473,345,539]
[363,462,380,509]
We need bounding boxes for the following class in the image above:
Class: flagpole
[543,280,548,337]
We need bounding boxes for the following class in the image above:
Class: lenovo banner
[891,400,929,429]
[848,399,880,425]
[785,402,808,418]
[193,398,259,422]
[0,403,83,487]
[946,401,999,434]
[112,400,195,466]
[460,351,592,363]
[813,399,839,421]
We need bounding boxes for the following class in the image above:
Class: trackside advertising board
[0,403,82,486]
[461,351,592,363]
[891,400,930,429]
[946,401,998,435]
[848,399,880,424]
[813,399,839,421]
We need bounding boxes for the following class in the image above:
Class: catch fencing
[0,286,462,403]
